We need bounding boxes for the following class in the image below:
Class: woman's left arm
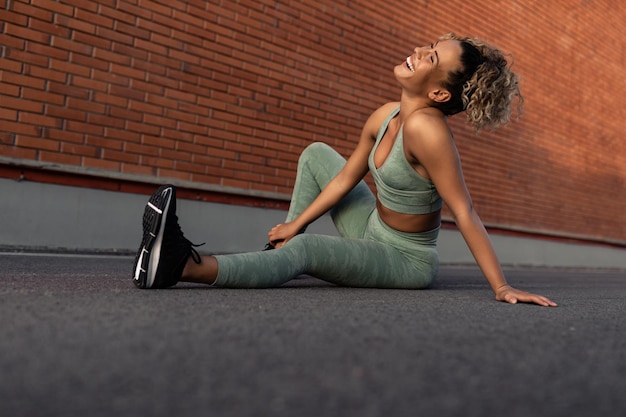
[404,115,557,307]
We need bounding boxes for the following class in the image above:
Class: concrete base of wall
[1,178,624,269]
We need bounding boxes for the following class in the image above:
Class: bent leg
[286,142,375,239]
[214,234,436,289]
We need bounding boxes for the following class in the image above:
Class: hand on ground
[495,285,558,307]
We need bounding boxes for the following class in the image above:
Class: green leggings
[214,142,439,289]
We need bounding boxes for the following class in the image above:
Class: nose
[413,46,429,58]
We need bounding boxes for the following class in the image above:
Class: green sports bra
[368,107,443,215]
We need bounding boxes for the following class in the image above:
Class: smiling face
[394,39,464,101]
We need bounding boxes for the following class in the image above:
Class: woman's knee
[300,142,335,163]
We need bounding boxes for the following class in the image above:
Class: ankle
[181,255,217,285]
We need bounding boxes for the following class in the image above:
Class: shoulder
[404,110,451,145]
[362,102,399,133]
[403,110,455,160]
[404,109,448,136]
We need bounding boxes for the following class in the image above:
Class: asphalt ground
[0,253,624,417]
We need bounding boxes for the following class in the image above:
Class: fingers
[536,296,558,307]
[268,224,281,237]
[505,295,518,304]
[519,293,558,307]
[498,288,558,307]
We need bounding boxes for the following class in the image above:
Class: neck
[397,91,434,124]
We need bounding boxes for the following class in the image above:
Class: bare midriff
[376,200,441,233]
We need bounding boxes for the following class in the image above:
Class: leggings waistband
[366,210,439,248]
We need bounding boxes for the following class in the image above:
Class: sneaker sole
[132,185,173,288]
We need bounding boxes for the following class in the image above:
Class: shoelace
[189,243,203,264]
[168,213,204,264]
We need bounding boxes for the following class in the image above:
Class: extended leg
[210,233,437,289]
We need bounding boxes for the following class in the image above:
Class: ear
[428,89,451,103]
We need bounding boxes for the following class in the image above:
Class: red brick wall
[1,0,624,244]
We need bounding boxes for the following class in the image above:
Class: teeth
[406,56,414,72]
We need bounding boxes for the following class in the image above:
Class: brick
[19,111,62,128]
[177,121,207,135]
[2,84,22,97]
[164,108,197,124]
[157,168,191,181]
[100,129,137,147]
[71,75,107,92]
[5,23,51,44]
[82,134,118,151]
[136,17,171,36]
[54,14,96,34]
[51,36,93,55]
[0,108,17,120]
[15,135,58,151]
[125,120,160,136]
[28,18,71,38]
[92,68,130,88]
[0,144,37,159]
[124,142,160,157]
[45,128,84,144]
[5,49,49,67]
[176,141,206,155]
[48,81,90,100]
[25,42,69,63]
[72,31,111,50]
[30,0,74,15]
[25,65,68,84]
[142,113,176,129]
[98,24,139,44]
[101,148,140,164]
[134,38,167,55]
[82,156,120,171]
[0,9,29,26]
[128,99,163,116]
[142,135,175,150]
[98,4,136,25]
[110,63,145,81]
[39,150,82,165]
[66,120,104,136]
[0,58,23,73]
[87,113,125,129]
[75,8,113,29]
[93,48,131,65]
[121,162,154,176]
[67,97,107,114]
[108,105,143,122]
[108,85,145,101]
[152,9,185,32]
[145,93,177,110]
[1,96,44,113]
[173,28,206,47]
[63,0,99,13]
[151,32,183,50]
[68,53,109,72]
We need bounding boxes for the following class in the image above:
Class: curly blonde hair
[435,33,523,131]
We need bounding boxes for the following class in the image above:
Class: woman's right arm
[267,103,396,245]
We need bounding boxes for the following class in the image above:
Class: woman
[132,33,557,307]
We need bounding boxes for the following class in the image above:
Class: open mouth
[406,56,415,72]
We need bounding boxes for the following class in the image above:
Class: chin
[393,64,406,80]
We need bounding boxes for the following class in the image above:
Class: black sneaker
[132,185,201,289]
